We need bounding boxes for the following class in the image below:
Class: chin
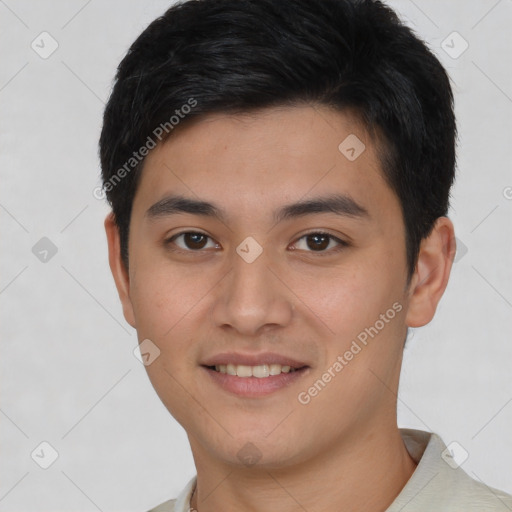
[217,434,304,469]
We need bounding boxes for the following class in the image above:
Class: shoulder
[389,464,512,511]
[438,467,512,510]
[145,475,196,512]
[146,498,177,512]
[392,429,512,511]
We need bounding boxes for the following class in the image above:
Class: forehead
[132,105,398,223]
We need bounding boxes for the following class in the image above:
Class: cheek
[130,262,205,335]
[129,265,214,379]
[130,280,170,336]
[289,261,392,337]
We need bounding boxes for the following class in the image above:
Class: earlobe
[405,217,456,328]
[104,212,137,329]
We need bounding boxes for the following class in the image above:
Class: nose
[210,246,294,336]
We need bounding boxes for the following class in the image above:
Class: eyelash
[164,230,349,256]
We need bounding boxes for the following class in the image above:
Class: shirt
[147,428,512,511]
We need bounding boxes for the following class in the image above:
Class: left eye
[292,232,347,253]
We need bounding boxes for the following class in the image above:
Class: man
[99,0,512,510]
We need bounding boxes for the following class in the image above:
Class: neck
[189,424,418,512]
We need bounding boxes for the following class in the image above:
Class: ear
[405,217,456,328]
[104,212,136,328]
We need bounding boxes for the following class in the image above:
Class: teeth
[213,364,298,377]
[236,365,253,377]
[252,365,269,378]
[269,364,282,375]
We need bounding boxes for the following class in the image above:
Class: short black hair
[99,0,457,283]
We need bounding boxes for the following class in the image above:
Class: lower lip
[201,366,309,397]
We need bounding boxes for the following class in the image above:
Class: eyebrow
[145,193,369,224]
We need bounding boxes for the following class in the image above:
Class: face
[106,105,450,470]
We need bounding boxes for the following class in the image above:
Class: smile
[202,364,309,397]
[209,363,302,377]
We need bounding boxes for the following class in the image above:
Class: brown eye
[166,232,218,251]
[182,233,208,249]
[292,232,348,254]
[306,233,330,251]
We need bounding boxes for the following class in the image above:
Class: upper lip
[201,352,309,368]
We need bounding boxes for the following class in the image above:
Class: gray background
[1,0,511,510]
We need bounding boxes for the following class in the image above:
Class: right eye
[164,231,221,252]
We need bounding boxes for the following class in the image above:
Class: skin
[105,105,456,512]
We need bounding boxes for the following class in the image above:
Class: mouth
[200,355,310,397]
[204,363,307,378]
